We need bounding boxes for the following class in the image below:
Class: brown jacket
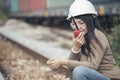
[67,29,120,79]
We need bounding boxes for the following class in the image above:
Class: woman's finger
[47,59,55,64]
[76,32,82,40]
[78,34,84,42]
[77,35,85,46]
[49,63,59,69]
[78,32,84,39]
[49,66,57,70]
[48,59,56,62]
[80,38,85,45]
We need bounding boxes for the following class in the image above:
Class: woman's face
[70,18,88,34]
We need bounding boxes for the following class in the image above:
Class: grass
[108,25,120,67]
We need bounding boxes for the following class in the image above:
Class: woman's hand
[47,59,67,70]
[72,32,85,51]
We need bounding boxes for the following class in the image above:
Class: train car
[2,0,120,31]
[90,0,120,15]
[0,0,6,8]
[7,0,120,17]
[8,0,74,25]
[89,0,120,33]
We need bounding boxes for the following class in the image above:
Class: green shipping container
[0,0,1,4]
[0,0,2,7]
[10,0,18,12]
[46,0,74,9]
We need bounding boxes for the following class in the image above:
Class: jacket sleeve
[67,31,108,70]
[69,50,80,61]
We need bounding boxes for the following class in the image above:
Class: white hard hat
[67,0,97,19]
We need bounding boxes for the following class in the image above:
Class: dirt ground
[0,37,70,80]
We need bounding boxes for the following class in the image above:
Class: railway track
[0,36,70,80]
[0,25,71,80]
[1,33,69,80]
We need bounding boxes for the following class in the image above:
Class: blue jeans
[0,72,4,80]
[72,66,110,80]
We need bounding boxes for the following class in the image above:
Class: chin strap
[71,16,79,30]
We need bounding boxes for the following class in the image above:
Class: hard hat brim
[66,17,70,20]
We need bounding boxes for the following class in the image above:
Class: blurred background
[0,0,120,80]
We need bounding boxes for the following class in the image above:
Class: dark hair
[74,14,104,57]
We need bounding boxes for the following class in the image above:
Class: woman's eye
[78,21,84,24]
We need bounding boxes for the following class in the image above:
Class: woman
[47,0,120,80]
